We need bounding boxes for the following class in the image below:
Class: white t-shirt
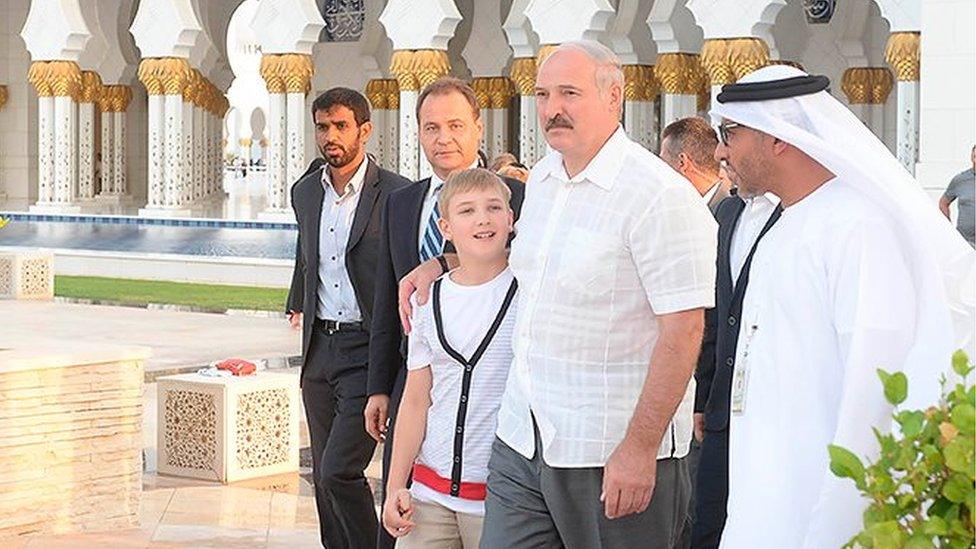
[407,267,517,516]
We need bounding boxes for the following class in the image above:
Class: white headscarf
[711,64,975,408]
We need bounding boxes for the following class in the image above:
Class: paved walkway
[0,300,301,374]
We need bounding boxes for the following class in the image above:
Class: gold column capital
[700,38,770,85]
[623,64,658,102]
[869,67,894,104]
[389,50,450,92]
[655,53,701,95]
[281,53,314,94]
[79,70,103,103]
[470,77,492,109]
[259,54,286,94]
[885,32,920,81]
[509,57,536,96]
[365,79,388,110]
[841,67,873,104]
[48,60,83,100]
[240,137,252,147]
[138,57,191,96]
[182,68,202,104]
[28,61,54,97]
[487,77,514,109]
[536,44,559,68]
[384,79,400,109]
[0,85,7,110]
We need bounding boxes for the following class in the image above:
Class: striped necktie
[419,184,444,262]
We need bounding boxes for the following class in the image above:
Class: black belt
[314,317,365,334]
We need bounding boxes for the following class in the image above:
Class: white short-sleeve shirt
[407,268,517,515]
[495,126,717,467]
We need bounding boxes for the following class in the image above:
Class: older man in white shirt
[400,41,717,548]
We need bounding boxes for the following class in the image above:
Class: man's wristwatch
[436,255,450,274]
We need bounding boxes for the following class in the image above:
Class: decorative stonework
[509,57,536,97]
[28,61,83,100]
[885,32,920,82]
[700,38,770,86]
[842,67,894,106]
[623,65,658,101]
[0,86,7,110]
[163,389,218,471]
[655,53,702,95]
[236,389,291,469]
[390,49,451,91]
[79,71,102,103]
[157,373,300,483]
[0,251,54,301]
[365,79,388,109]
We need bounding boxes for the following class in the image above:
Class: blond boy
[382,168,517,548]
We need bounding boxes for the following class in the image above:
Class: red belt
[412,463,487,501]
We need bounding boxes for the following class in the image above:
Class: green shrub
[829,350,975,548]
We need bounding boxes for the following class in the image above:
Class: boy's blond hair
[438,168,512,217]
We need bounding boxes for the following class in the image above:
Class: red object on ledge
[215,358,257,376]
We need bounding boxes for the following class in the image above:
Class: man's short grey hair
[548,40,625,101]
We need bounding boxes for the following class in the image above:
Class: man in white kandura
[711,64,976,548]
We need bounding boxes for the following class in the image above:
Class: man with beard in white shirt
[710,65,975,548]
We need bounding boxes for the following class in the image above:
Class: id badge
[731,367,748,415]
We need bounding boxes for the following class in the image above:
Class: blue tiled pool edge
[0,211,297,231]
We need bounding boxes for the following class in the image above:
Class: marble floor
[7,466,384,548]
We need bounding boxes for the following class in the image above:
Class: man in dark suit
[286,87,410,549]
[689,153,781,547]
[365,77,524,548]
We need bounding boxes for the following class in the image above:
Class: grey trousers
[480,434,691,549]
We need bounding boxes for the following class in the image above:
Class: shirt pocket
[557,227,616,296]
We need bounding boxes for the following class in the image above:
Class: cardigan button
[726,357,734,366]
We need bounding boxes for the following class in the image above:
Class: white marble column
[285,91,306,208]
[100,110,114,194]
[886,32,921,175]
[265,92,288,212]
[53,96,78,205]
[519,97,538,167]
[398,89,420,181]
[490,109,509,160]
[385,107,399,173]
[37,96,55,203]
[365,79,387,169]
[181,99,193,206]
[655,54,702,134]
[660,95,698,129]
[113,111,126,195]
[77,101,96,200]
[145,94,165,207]
[165,94,187,209]
[895,81,919,173]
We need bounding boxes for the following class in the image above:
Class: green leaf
[829,444,866,485]
[897,410,926,438]
[951,350,970,377]
[921,515,949,536]
[881,370,909,405]
[927,497,953,518]
[942,473,970,503]
[943,438,972,475]
[905,534,936,549]
[950,403,975,435]
[867,520,905,548]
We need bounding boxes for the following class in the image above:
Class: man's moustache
[545,117,573,131]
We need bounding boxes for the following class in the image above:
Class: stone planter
[0,250,54,300]
[157,372,300,483]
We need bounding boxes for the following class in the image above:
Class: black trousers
[690,429,729,549]
[302,325,378,549]
[376,366,407,549]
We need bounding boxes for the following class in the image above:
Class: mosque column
[700,38,769,111]
[138,57,193,217]
[98,85,132,199]
[868,69,894,143]
[623,65,658,151]
[885,32,921,174]
[488,77,514,161]
[97,87,115,196]
[383,80,400,173]
[77,71,101,202]
[471,78,492,157]
[50,62,83,210]
[390,50,451,181]
[185,70,203,203]
[181,70,198,206]
[841,67,873,125]
[27,63,56,206]
[509,57,538,166]
[365,79,388,169]
[259,54,288,216]
[283,54,314,205]
[655,53,701,130]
